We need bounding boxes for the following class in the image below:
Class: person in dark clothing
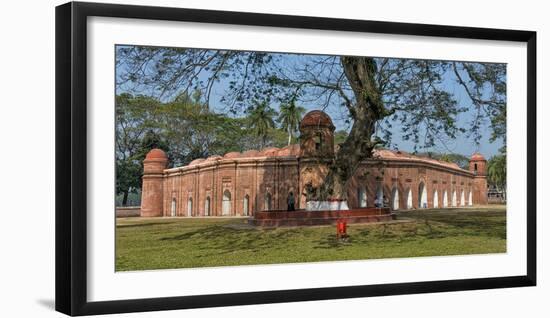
[287,192,296,211]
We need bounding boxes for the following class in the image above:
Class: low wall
[116,206,141,218]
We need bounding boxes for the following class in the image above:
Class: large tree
[116,46,506,200]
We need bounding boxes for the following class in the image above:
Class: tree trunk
[318,57,386,201]
[288,127,292,145]
[122,190,129,206]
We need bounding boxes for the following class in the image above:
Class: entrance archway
[468,190,473,206]
[264,192,272,211]
[460,190,465,206]
[406,188,413,209]
[204,196,211,216]
[222,190,231,215]
[443,190,448,208]
[433,190,439,208]
[418,182,427,208]
[358,186,367,208]
[187,198,193,217]
[171,198,176,217]
[243,195,249,216]
[452,190,457,207]
[391,187,399,210]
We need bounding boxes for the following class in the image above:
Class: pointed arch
[452,190,457,207]
[433,189,439,208]
[222,190,232,215]
[376,184,384,207]
[418,181,427,208]
[171,198,177,217]
[204,196,211,216]
[264,192,272,211]
[391,187,400,210]
[460,189,465,206]
[406,188,413,209]
[443,190,448,208]
[468,189,473,206]
[357,186,367,208]
[243,194,250,216]
[187,197,193,217]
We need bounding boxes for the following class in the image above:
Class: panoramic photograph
[114,45,507,272]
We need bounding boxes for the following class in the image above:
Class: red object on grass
[337,220,347,235]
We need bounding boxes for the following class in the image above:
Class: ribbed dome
[300,110,335,129]
[145,148,167,160]
[470,152,486,161]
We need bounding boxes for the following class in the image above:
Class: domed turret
[141,148,169,217]
[469,152,487,176]
[299,110,335,158]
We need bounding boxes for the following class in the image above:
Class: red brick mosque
[140,110,488,220]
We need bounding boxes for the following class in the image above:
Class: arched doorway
[264,193,272,211]
[222,190,231,216]
[468,190,473,206]
[187,198,193,217]
[452,190,457,207]
[243,195,250,216]
[204,196,211,216]
[171,198,177,217]
[406,188,413,209]
[358,186,367,208]
[433,190,439,208]
[376,184,384,207]
[418,182,427,208]
[443,190,448,208]
[460,190,465,206]
[391,187,399,210]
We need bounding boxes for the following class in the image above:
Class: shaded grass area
[116,205,506,271]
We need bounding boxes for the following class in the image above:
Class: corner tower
[141,148,168,217]
[299,110,335,158]
[469,152,488,205]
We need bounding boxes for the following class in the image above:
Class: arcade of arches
[140,111,488,217]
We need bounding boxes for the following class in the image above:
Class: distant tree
[277,100,306,145]
[115,93,161,205]
[487,154,506,200]
[246,100,277,148]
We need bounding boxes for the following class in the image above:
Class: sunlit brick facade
[141,110,487,217]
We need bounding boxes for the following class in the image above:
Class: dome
[299,110,335,130]
[189,158,205,166]
[205,155,222,162]
[145,148,167,160]
[241,150,260,158]
[260,147,279,157]
[224,152,241,159]
[470,152,486,161]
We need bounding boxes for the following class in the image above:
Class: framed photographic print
[55,1,536,316]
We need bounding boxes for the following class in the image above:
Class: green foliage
[422,152,470,170]
[487,154,506,190]
[245,100,278,148]
[334,130,349,145]
[277,100,306,145]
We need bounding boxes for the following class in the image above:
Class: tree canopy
[116,46,506,200]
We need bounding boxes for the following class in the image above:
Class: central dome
[300,110,335,130]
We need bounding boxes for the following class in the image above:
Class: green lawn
[116,205,506,271]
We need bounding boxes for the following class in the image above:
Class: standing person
[287,192,296,211]
[383,195,390,208]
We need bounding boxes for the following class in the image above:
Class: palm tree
[277,100,306,145]
[247,100,277,148]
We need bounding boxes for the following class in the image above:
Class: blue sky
[116,46,504,159]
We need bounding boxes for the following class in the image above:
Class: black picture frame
[55,1,537,316]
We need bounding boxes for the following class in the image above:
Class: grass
[116,205,506,271]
